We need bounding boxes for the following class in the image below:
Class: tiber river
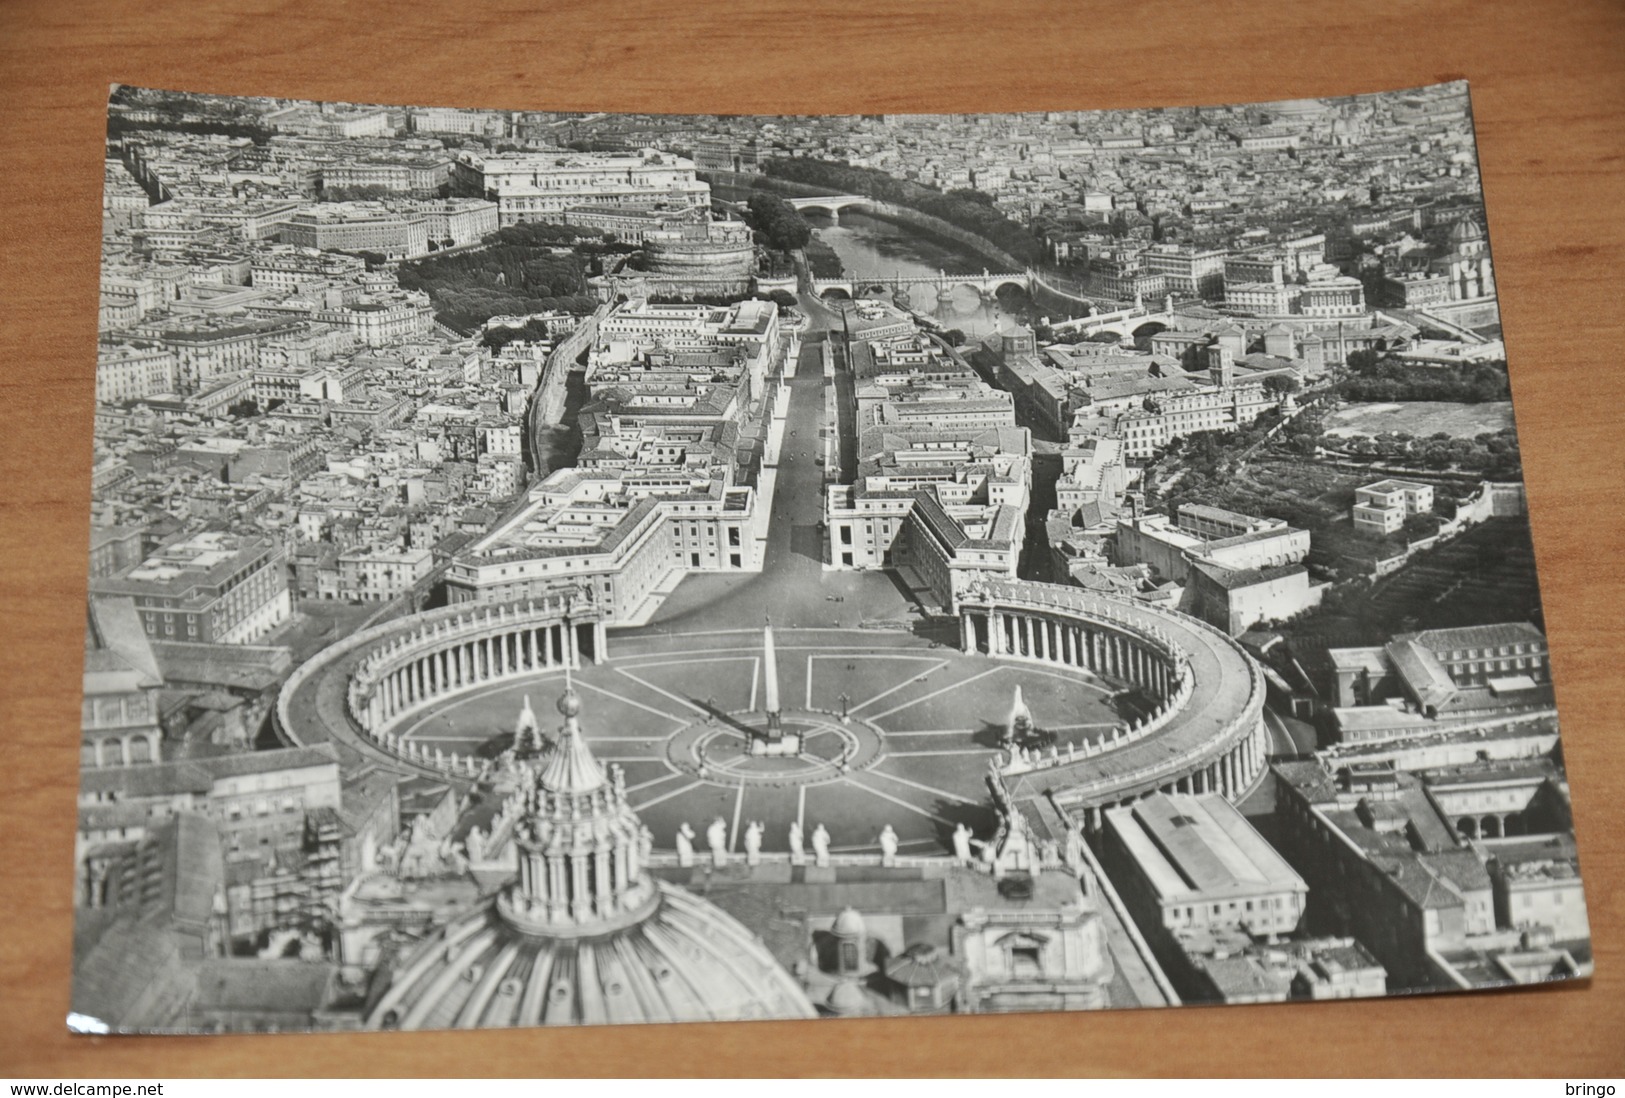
[801,209,1066,339]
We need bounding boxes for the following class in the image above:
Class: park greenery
[1324,426,1522,479]
[760,157,1044,265]
[1144,395,1523,577]
[742,193,813,253]
[396,222,611,330]
[479,318,563,352]
[1339,348,1510,403]
[319,184,451,203]
[107,114,272,144]
[803,237,845,279]
[1032,324,1137,347]
[641,289,801,310]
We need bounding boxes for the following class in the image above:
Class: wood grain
[1,0,1621,1077]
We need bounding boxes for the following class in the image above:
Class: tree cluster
[318,184,450,203]
[761,157,1043,265]
[803,237,844,279]
[319,184,401,203]
[743,193,813,253]
[1340,350,1510,403]
[396,225,603,330]
[644,290,800,310]
[481,318,560,352]
[108,115,272,145]
[1328,427,1522,478]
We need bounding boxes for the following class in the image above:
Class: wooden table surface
[1,0,1621,1077]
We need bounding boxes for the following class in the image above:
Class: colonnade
[357,613,606,735]
[1457,813,1521,840]
[1064,715,1271,834]
[963,606,1179,702]
[955,578,1270,832]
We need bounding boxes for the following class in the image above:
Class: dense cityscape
[72,82,1588,1033]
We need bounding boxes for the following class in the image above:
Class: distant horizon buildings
[451,148,712,226]
[826,319,1031,607]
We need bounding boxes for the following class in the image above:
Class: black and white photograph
[72,81,1592,1035]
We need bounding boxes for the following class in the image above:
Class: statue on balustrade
[706,817,729,867]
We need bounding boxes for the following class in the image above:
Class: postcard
[72,81,1588,1034]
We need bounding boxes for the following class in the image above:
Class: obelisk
[762,616,782,738]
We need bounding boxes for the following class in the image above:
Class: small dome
[362,682,815,1032]
[1449,219,1485,242]
[833,906,866,937]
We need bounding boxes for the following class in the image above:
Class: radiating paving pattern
[278,582,1267,853]
[388,629,1128,854]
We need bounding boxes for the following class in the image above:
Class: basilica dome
[364,687,816,1030]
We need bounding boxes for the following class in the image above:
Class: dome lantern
[363,684,816,1030]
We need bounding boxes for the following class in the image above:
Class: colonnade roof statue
[363,683,816,1030]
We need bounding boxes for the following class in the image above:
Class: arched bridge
[785,194,873,223]
[814,267,1033,303]
[1050,304,1182,341]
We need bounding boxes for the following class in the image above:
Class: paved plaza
[398,627,1128,855]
